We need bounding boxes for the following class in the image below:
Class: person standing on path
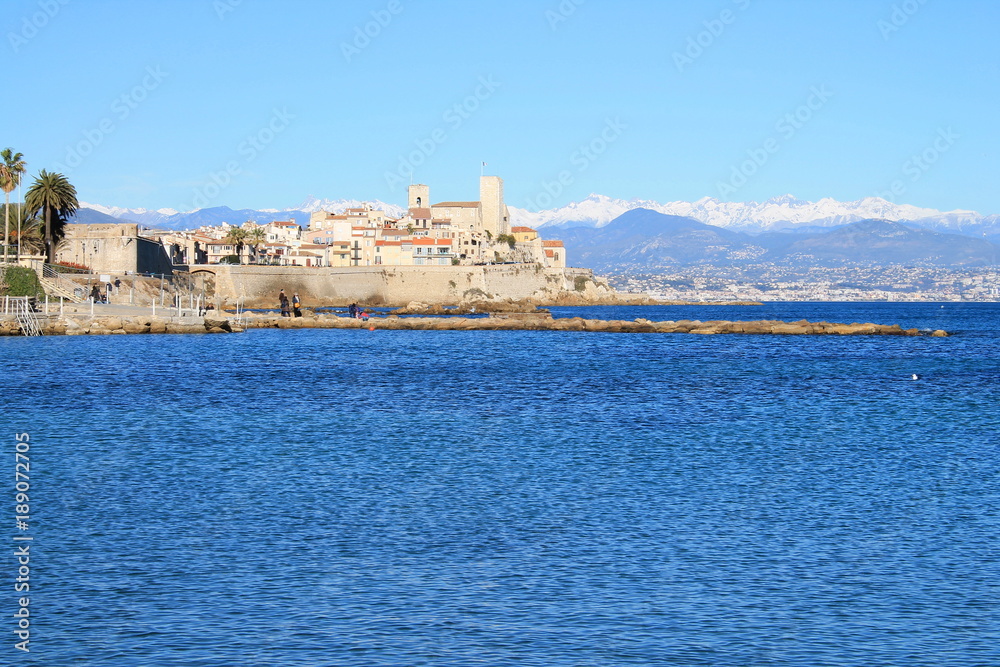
[279,289,291,317]
[292,292,302,318]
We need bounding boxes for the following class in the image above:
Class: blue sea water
[2,303,998,666]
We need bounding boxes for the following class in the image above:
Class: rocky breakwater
[0,316,242,336]
[240,312,949,337]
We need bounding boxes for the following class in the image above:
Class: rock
[204,317,233,332]
[931,329,949,337]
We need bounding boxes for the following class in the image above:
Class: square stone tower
[408,184,430,210]
[479,176,509,237]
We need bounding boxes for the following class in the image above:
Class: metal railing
[40,263,87,303]
[7,297,42,336]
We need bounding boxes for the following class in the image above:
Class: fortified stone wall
[197,264,595,307]
[59,224,173,275]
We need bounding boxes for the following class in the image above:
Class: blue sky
[5,0,998,214]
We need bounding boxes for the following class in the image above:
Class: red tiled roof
[542,240,564,247]
[511,226,537,233]
[433,201,479,208]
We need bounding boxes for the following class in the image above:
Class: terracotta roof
[511,226,537,233]
[433,201,479,208]
[545,249,555,257]
[542,240,564,247]
[271,221,299,227]
[409,208,432,218]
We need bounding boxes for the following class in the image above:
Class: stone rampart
[197,264,601,307]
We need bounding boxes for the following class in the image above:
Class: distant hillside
[561,209,998,271]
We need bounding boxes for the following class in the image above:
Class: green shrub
[574,276,590,292]
[1,266,42,297]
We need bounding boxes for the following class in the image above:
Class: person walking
[279,290,291,317]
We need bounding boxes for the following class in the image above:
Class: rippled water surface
[2,303,998,666]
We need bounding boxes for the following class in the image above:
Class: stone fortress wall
[197,264,600,307]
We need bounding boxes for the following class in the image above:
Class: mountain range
[559,209,998,272]
[507,194,1000,238]
[78,197,407,230]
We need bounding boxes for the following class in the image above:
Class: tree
[245,226,266,263]
[25,170,78,264]
[0,149,27,264]
[1,205,42,255]
[224,226,248,263]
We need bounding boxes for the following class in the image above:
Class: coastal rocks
[204,317,234,333]
[0,310,949,338]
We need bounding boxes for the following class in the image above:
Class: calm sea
[2,303,998,666]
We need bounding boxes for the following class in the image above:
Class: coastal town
[54,177,567,276]
[611,265,1000,302]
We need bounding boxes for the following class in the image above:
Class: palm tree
[1,205,42,255]
[0,149,27,264]
[224,226,248,263]
[245,226,266,263]
[25,170,78,264]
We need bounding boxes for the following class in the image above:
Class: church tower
[408,184,430,210]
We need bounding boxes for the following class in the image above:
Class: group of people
[89,278,122,304]
[347,303,370,321]
[275,292,374,321]
[278,289,302,317]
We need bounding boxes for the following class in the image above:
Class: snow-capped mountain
[77,197,408,230]
[290,196,406,218]
[508,194,996,237]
